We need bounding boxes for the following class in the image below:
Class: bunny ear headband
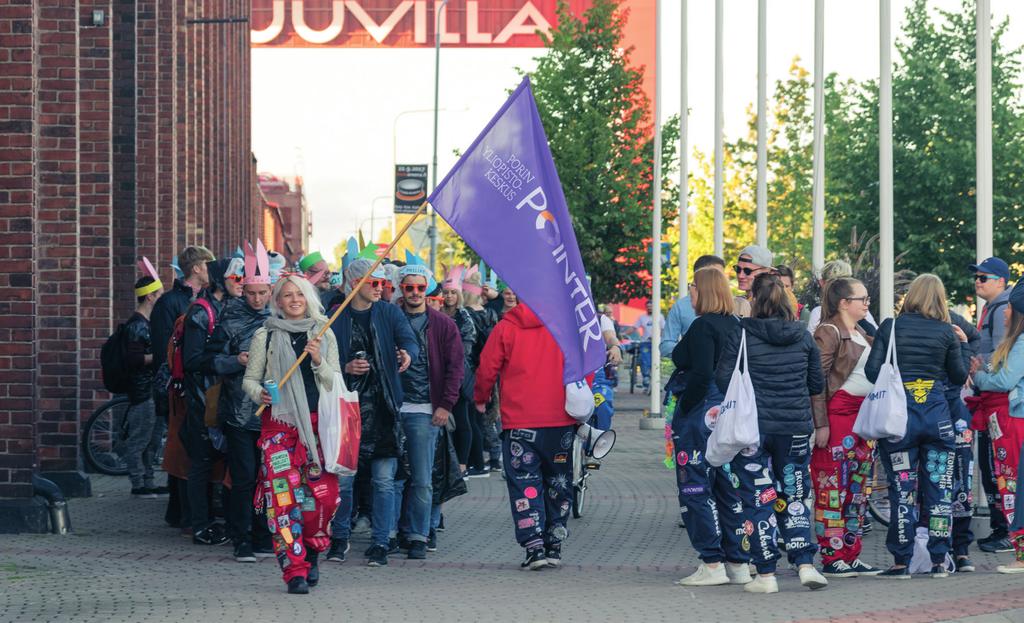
[135,257,164,297]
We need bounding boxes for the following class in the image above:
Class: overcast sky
[252,1,1024,257]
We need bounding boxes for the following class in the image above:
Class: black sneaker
[306,551,319,587]
[822,560,858,578]
[407,541,427,560]
[427,529,438,552]
[521,546,548,571]
[366,544,388,567]
[929,564,949,578]
[396,536,414,553]
[437,514,446,532]
[193,525,229,546]
[978,536,1014,553]
[544,544,562,567]
[131,487,157,499]
[955,556,976,573]
[467,466,491,478]
[877,565,911,580]
[488,458,502,472]
[861,517,873,535]
[326,539,350,563]
[387,537,401,555]
[849,559,883,576]
[253,542,276,558]
[233,541,257,563]
[287,577,309,595]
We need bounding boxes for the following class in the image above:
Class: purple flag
[428,77,604,383]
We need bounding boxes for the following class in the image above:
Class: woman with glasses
[672,267,751,587]
[809,277,882,578]
[865,274,970,578]
[715,273,827,594]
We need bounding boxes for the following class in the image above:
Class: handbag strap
[734,329,748,375]
[886,319,898,368]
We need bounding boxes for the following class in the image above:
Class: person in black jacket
[866,273,971,578]
[123,276,164,497]
[672,267,750,587]
[205,242,274,562]
[715,273,827,594]
[326,258,417,566]
[182,258,232,545]
[463,270,502,471]
[150,245,215,527]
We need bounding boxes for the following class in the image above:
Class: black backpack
[101,324,132,394]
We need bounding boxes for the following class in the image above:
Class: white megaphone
[576,423,616,460]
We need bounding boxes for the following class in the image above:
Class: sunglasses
[975,274,1001,283]
[227,274,244,282]
[360,279,386,289]
[402,284,427,293]
[734,265,761,276]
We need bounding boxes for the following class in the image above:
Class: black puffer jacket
[449,307,477,399]
[181,292,225,416]
[123,312,156,405]
[716,317,825,436]
[945,312,979,399]
[866,313,970,389]
[207,298,270,431]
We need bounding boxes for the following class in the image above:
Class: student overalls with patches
[255,410,340,584]
[878,379,955,565]
[731,434,817,574]
[945,394,975,557]
[809,390,873,565]
[502,426,575,550]
[671,380,748,564]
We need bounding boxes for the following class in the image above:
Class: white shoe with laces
[743,574,779,594]
[676,563,730,586]
[799,565,829,590]
[726,562,753,584]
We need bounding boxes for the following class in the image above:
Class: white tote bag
[707,330,761,467]
[317,372,361,476]
[853,321,908,442]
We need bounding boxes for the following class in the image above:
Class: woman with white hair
[243,274,341,594]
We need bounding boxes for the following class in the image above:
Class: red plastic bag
[317,372,361,476]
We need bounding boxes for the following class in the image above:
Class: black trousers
[224,424,270,547]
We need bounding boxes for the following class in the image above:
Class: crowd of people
[114,240,560,594]
[109,235,1024,596]
[665,244,1024,594]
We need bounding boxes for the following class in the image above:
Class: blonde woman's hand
[814,426,830,449]
[304,337,322,366]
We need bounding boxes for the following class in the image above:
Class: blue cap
[1010,280,1024,315]
[968,257,1011,282]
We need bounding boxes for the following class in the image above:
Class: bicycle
[867,452,891,526]
[621,341,641,394]
[570,416,617,519]
[81,396,131,476]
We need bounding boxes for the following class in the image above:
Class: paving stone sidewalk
[1,392,1022,623]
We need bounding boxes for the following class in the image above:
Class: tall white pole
[811,0,825,272]
[879,0,894,319]
[713,0,724,256]
[678,0,688,289]
[650,0,663,419]
[976,0,993,261]
[756,0,768,248]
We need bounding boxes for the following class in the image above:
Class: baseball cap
[1010,280,1024,314]
[968,257,1010,282]
[738,245,774,268]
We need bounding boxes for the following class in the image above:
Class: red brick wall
[0,0,260,498]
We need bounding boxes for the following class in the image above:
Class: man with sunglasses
[327,258,417,567]
[733,245,774,318]
[969,256,1016,554]
[393,264,465,560]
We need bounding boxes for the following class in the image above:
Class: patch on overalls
[904,379,934,403]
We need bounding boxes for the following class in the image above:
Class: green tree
[526,0,679,303]
[826,0,1024,302]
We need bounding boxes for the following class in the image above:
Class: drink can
[263,379,279,405]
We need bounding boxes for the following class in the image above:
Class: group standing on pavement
[109,231,1024,595]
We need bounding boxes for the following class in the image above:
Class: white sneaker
[799,565,829,590]
[726,562,753,585]
[743,574,779,594]
[676,563,730,586]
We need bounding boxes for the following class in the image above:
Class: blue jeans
[394,410,440,542]
[639,342,652,385]
[370,458,397,548]
[329,473,356,541]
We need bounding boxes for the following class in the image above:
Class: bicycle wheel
[571,436,587,518]
[82,397,131,476]
[867,453,891,527]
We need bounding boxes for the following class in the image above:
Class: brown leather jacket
[811,320,873,429]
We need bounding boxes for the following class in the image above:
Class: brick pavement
[1,391,1022,623]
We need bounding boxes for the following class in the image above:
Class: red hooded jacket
[474,303,576,430]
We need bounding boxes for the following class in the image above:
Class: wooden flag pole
[255,201,428,417]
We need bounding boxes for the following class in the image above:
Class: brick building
[257,173,310,264]
[0,1,263,529]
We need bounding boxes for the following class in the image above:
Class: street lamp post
[429,0,451,273]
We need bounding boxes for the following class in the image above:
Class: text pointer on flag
[428,76,604,384]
